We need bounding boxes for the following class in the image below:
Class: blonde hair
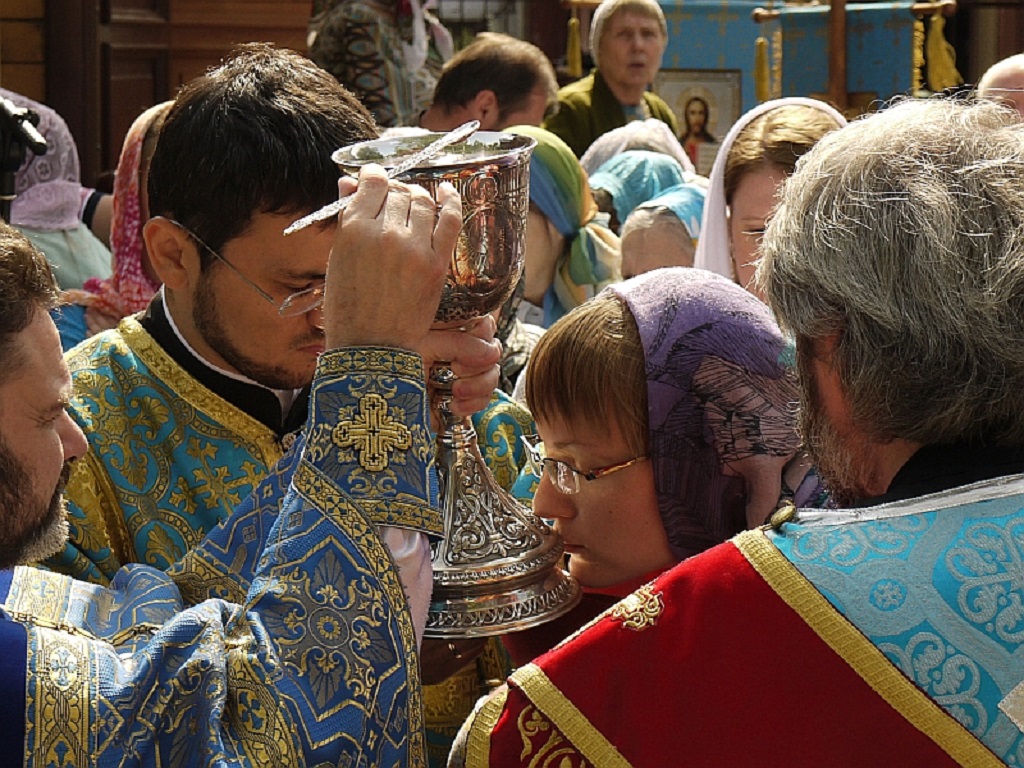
[724,105,841,204]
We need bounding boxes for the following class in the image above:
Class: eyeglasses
[167,219,325,318]
[520,433,647,496]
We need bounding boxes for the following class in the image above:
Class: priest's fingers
[323,165,453,352]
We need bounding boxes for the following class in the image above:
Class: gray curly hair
[758,98,1024,446]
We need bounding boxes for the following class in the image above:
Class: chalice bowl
[333,131,581,638]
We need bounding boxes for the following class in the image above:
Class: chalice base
[426,417,581,639]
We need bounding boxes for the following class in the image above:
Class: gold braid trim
[734,529,1004,768]
[510,664,632,768]
[73,450,134,571]
[118,318,283,463]
[26,625,93,766]
[464,687,508,768]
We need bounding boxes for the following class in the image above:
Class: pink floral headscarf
[77,101,171,318]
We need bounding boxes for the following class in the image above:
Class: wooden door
[47,0,170,188]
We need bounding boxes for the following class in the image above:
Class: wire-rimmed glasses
[166,218,325,317]
[520,434,648,495]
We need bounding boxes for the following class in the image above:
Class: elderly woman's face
[531,413,673,589]
[598,11,667,96]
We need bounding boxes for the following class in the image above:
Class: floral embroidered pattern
[610,584,664,631]
[516,705,594,768]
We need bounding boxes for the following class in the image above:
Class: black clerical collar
[139,293,309,437]
[850,440,1024,508]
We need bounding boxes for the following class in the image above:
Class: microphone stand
[0,96,48,224]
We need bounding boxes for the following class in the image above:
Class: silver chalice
[333,130,581,638]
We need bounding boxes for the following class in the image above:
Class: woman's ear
[143,217,197,290]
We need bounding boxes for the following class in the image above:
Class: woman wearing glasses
[503,266,828,663]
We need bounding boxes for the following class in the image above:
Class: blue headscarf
[507,125,621,327]
[588,150,688,227]
[634,181,707,243]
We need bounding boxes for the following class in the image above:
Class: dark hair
[431,33,558,125]
[0,223,60,383]
[148,43,379,259]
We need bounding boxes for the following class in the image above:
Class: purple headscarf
[1,88,84,231]
[609,267,801,560]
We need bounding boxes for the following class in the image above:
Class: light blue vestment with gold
[46,313,532,767]
[52,317,288,583]
[50,316,531,589]
[0,347,438,766]
[771,477,1024,764]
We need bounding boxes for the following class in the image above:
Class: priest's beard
[193,272,323,391]
[797,346,872,507]
[0,437,71,569]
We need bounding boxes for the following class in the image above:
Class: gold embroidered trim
[464,686,508,768]
[117,318,282,462]
[735,529,1004,768]
[5,567,73,627]
[511,664,632,768]
[317,347,424,379]
[27,625,93,765]
[609,584,663,631]
[332,392,412,471]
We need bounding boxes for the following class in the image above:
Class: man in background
[420,32,558,131]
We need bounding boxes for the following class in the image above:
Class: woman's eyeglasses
[520,433,647,495]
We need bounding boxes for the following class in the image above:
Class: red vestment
[460,530,1002,768]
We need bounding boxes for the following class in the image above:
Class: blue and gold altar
[654,1,959,127]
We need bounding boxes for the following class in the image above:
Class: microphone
[0,97,48,156]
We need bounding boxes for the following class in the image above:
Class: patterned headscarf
[609,267,803,560]
[2,88,84,231]
[694,97,846,281]
[506,124,621,327]
[589,150,688,227]
[75,101,171,318]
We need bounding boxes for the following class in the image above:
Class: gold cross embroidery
[332,393,411,471]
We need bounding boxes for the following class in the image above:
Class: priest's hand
[422,315,502,423]
[321,163,461,357]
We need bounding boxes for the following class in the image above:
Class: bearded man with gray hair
[453,98,1024,766]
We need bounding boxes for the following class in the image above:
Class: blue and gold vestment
[49,311,532,767]
[51,315,531,586]
[53,317,289,583]
[0,347,438,766]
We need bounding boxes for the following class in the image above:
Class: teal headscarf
[507,125,621,327]
[635,181,708,243]
[588,150,688,228]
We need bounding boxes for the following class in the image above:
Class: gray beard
[796,346,872,507]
